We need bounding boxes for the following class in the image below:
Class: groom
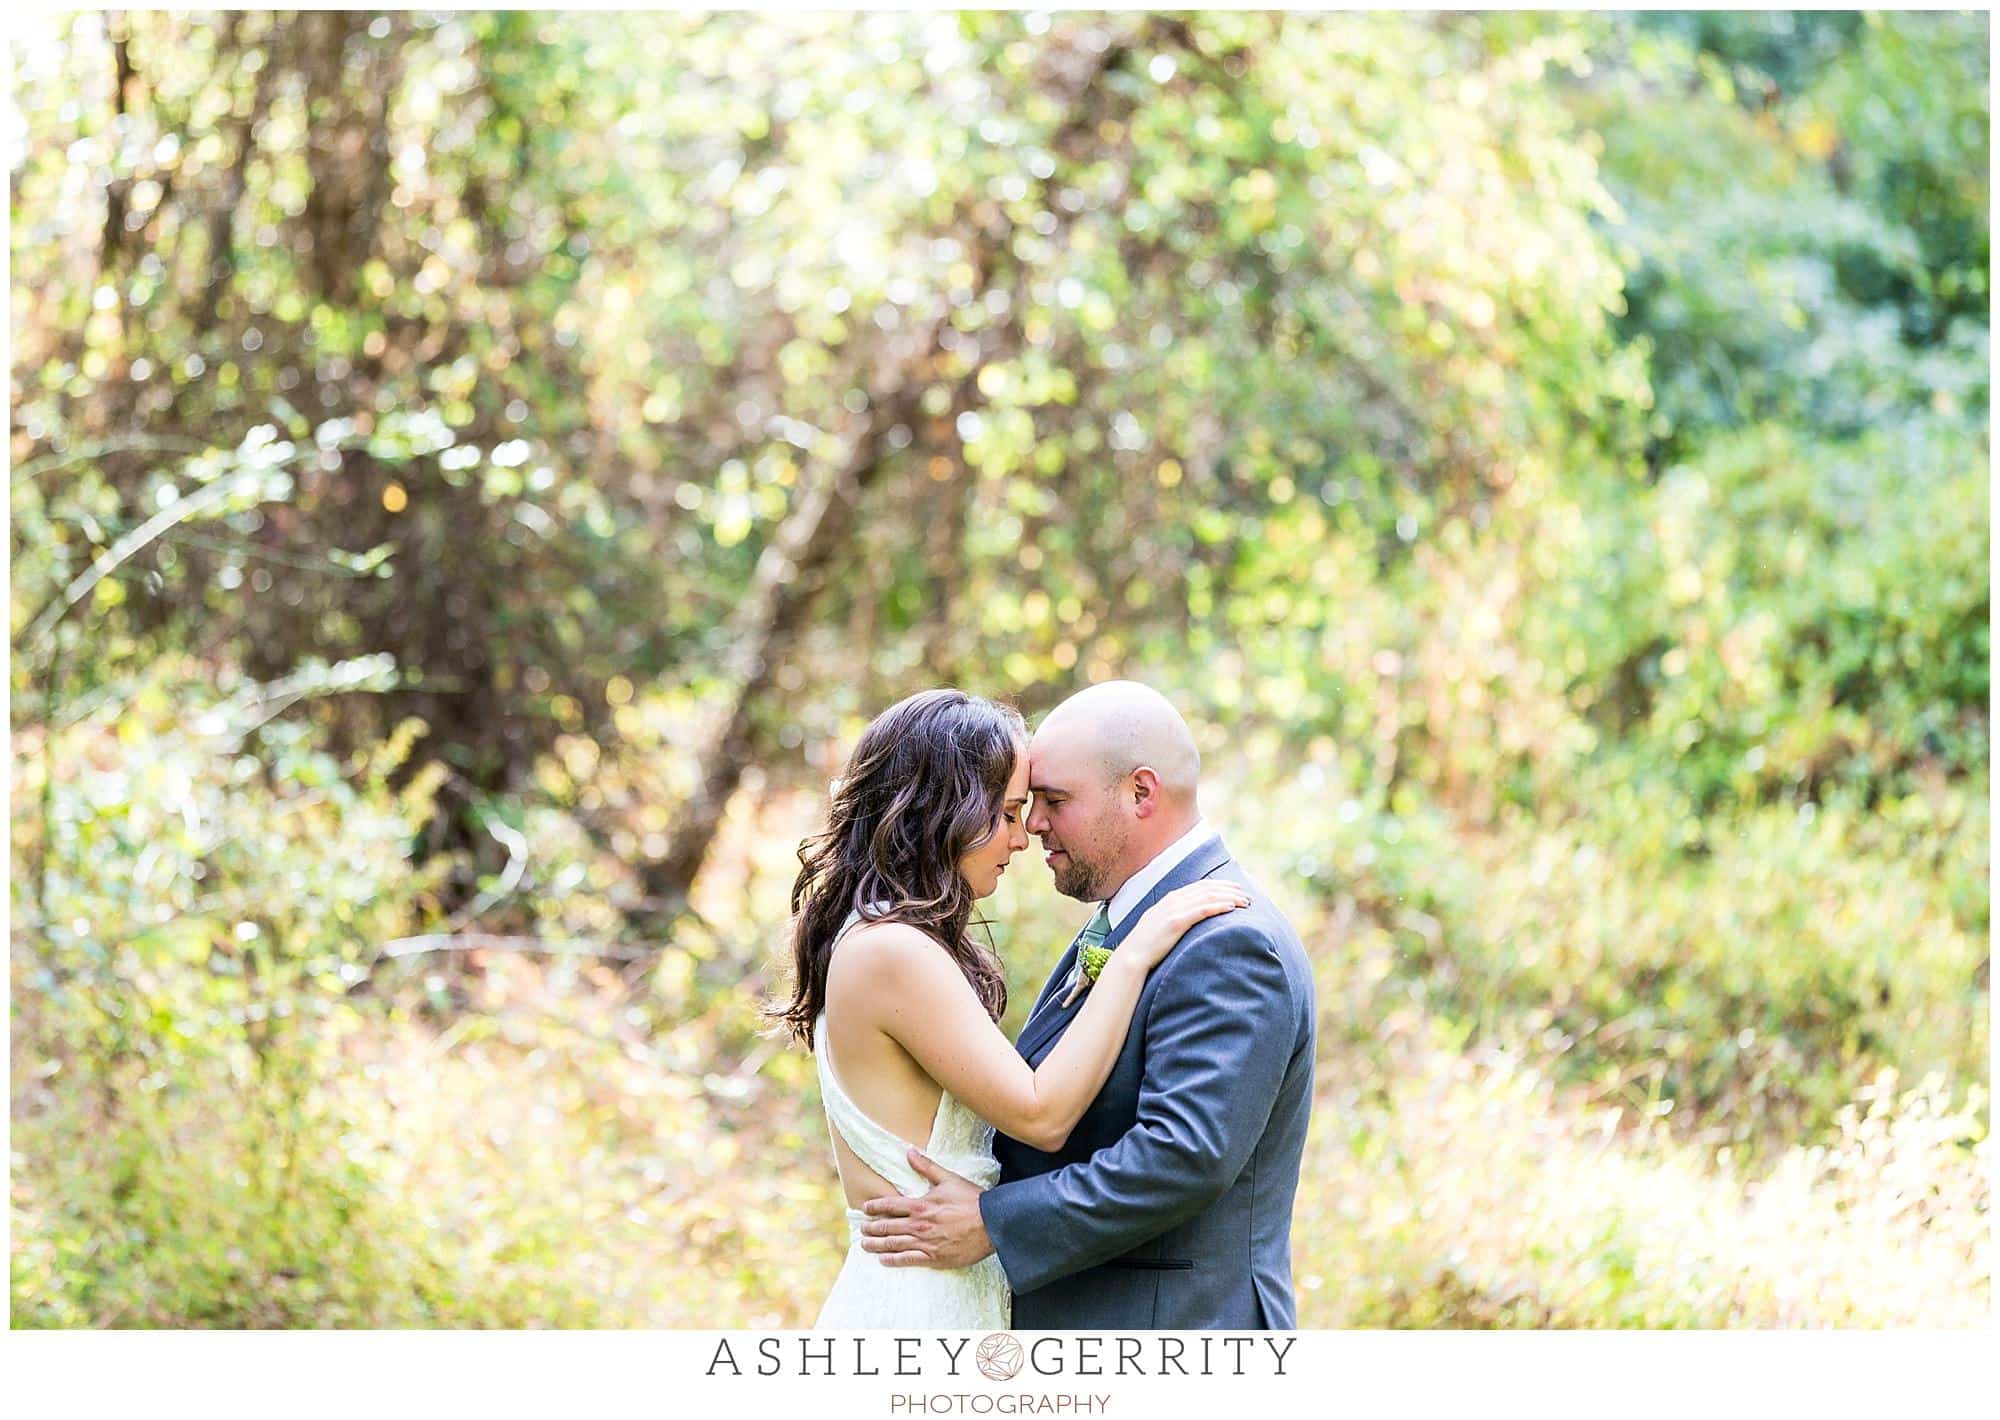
[859,681,1317,1329]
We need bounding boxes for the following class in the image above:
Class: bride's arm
[841,886,1247,1153]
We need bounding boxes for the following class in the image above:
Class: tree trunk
[633,27,1140,935]
[636,348,937,928]
[99,16,136,280]
[195,12,271,332]
[299,11,376,303]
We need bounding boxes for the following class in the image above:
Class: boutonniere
[1080,942,1113,985]
[1060,944,1114,1007]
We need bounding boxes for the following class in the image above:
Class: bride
[772,688,1247,1328]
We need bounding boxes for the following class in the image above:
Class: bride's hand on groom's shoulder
[856,1149,995,1269]
[1120,882,1251,973]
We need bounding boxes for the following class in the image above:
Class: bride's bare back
[821,940,946,1208]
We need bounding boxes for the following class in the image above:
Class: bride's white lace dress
[813,914,1010,1329]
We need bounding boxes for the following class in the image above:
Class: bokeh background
[8,10,1990,1328]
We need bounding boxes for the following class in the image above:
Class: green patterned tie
[1058,904,1113,1006]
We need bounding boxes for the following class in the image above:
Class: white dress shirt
[1103,817,1218,929]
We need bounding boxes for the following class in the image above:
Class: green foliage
[9,10,1987,1327]
[1536,416,1988,813]
[1584,11,1988,453]
[12,661,456,1326]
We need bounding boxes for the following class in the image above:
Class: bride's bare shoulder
[825,919,951,995]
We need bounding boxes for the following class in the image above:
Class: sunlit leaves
[7,9,1989,1328]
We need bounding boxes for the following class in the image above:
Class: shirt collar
[1103,817,1217,929]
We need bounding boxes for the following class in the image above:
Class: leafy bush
[1540,417,1988,813]
[9,662,466,1326]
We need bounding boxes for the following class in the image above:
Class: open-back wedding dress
[813,912,1010,1328]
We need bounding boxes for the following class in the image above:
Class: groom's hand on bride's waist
[857,1148,995,1270]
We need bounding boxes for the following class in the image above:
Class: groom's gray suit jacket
[979,837,1316,1330]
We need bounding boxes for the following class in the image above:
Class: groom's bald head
[1025,681,1203,901]
[1037,681,1201,803]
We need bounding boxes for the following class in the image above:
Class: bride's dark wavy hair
[773,688,1026,1049]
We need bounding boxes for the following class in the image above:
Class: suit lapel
[1013,836,1232,1063]
[1017,935,1083,1038]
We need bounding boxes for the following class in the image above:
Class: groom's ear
[1129,766,1162,816]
